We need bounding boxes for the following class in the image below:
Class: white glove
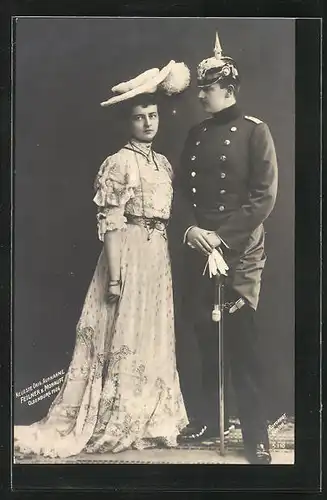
[203,248,229,278]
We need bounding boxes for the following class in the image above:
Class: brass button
[191,171,196,177]
[220,155,227,161]
[219,205,225,212]
[192,187,196,193]
[193,203,197,207]
[220,172,226,179]
[191,155,196,161]
[231,126,237,132]
[220,189,226,194]
[195,141,201,146]
[224,139,231,145]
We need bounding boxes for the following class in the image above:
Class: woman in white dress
[14,62,191,459]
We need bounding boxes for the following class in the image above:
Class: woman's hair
[107,92,163,145]
[120,92,162,119]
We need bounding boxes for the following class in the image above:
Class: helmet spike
[214,31,223,60]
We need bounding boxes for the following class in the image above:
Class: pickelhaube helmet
[197,32,240,89]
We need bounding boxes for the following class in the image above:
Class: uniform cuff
[183,226,196,247]
[216,232,230,249]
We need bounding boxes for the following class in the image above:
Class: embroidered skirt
[14,223,188,458]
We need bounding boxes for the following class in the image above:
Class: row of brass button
[190,124,238,209]
[202,125,238,133]
[190,170,226,178]
[191,184,227,210]
[191,187,226,194]
[192,203,226,211]
[191,154,227,161]
[194,138,231,147]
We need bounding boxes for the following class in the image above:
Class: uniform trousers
[182,249,269,448]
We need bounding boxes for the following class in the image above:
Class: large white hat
[100,60,190,107]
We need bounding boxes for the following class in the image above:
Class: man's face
[198,82,228,114]
[130,104,159,143]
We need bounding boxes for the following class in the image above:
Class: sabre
[212,273,226,456]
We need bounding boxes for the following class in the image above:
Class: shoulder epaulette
[244,115,263,125]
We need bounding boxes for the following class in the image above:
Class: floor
[15,447,294,465]
[14,420,295,465]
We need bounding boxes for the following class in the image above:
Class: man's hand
[205,231,222,249]
[186,227,221,256]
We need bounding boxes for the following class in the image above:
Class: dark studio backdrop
[13,18,295,424]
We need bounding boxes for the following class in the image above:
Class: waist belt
[126,215,168,240]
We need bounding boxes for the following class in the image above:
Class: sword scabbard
[214,275,226,456]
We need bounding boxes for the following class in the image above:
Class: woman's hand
[107,283,121,303]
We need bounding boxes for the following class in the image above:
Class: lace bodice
[93,140,174,241]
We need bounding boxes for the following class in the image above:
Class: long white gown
[14,140,188,459]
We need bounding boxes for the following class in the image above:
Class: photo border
[0,1,323,497]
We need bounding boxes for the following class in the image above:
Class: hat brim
[197,79,220,89]
[100,60,176,107]
[197,75,223,88]
[111,68,160,94]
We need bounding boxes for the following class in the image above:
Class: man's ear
[226,84,235,97]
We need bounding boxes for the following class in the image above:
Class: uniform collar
[211,103,242,125]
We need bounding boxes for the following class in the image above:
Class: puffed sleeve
[93,154,137,241]
[158,153,174,180]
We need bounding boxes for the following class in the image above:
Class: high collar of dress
[129,139,153,156]
[211,103,242,125]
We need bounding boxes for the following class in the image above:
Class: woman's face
[130,104,159,143]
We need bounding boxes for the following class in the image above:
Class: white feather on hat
[100,60,190,107]
[111,68,161,95]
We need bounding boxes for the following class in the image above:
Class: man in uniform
[175,33,278,464]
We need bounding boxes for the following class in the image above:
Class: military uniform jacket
[174,104,278,309]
